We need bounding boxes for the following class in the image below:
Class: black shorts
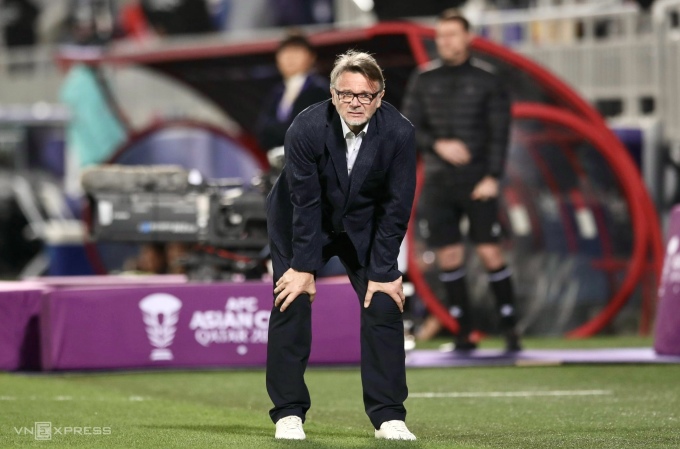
[417,183,502,248]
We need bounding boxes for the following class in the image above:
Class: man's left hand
[471,176,499,201]
[364,276,405,312]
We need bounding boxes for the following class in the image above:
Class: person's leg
[469,198,522,351]
[436,244,476,349]
[475,244,521,351]
[266,242,313,424]
[336,239,407,430]
[420,185,474,348]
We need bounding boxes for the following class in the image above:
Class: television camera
[82,164,272,280]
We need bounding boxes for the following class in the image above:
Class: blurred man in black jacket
[256,32,329,153]
[140,0,214,36]
[2,0,38,48]
[402,9,521,352]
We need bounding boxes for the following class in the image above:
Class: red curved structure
[514,104,648,337]
[396,23,661,337]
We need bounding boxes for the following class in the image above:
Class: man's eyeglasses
[334,89,382,105]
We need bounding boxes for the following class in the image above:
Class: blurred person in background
[265,51,417,440]
[124,243,167,274]
[1,0,39,72]
[256,31,329,154]
[269,0,333,26]
[402,9,521,352]
[1,0,39,48]
[372,0,465,20]
[64,0,118,46]
[122,242,188,275]
[165,242,188,274]
[121,0,222,40]
[139,0,215,36]
[118,0,151,41]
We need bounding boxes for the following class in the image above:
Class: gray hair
[329,50,385,92]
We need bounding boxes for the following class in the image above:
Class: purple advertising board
[0,283,45,370]
[0,276,189,371]
[41,278,360,370]
[655,205,680,355]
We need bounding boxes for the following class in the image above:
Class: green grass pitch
[1,337,679,448]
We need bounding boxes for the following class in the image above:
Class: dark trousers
[266,235,407,429]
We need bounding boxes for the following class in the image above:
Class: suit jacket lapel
[326,111,350,194]
[345,116,380,211]
[291,75,312,111]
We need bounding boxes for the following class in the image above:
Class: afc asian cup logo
[139,293,182,361]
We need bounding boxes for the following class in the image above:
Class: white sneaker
[375,420,416,440]
[275,416,305,440]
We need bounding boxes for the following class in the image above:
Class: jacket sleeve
[284,120,323,272]
[368,127,417,282]
[486,78,511,178]
[402,72,435,154]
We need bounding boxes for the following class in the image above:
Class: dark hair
[438,8,471,32]
[330,50,385,91]
[277,31,315,54]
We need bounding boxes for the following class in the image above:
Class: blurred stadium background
[1,0,680,447]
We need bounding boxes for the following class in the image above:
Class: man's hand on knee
[274,268,316,312]
[364,277,405,312]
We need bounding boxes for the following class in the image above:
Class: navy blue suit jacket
[266,99,416,282]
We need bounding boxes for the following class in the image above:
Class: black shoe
[505,331,522,352]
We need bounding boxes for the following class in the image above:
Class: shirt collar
[340,118,369,139]
[284,73,307,90]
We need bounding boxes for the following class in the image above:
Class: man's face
[276,45,315,79]
[331,71,383,132]
[435,20,471,64]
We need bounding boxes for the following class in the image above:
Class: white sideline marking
[410,390,612,398]
[0,396,147,401]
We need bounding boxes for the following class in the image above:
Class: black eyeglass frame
[333,88,383,105]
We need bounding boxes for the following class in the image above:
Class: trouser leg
[266,243,312,423]
[338,251,407,429]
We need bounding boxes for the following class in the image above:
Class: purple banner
[1,276,189,371]
[655,205,680,355]
[41,279,360,370]
[0,283,44,370]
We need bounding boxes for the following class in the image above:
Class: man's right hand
[274,268,316,312]
[434,139,471,166]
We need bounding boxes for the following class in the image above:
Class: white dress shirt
[340,119,369,176]
[277,73,307,120]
